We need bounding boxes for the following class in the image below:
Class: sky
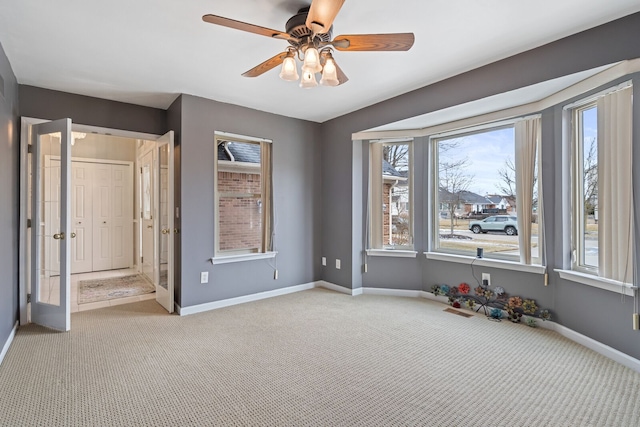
[439,127,515,196]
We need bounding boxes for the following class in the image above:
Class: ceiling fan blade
[306,0,345,34]
[202,14,298,43]
[242,52,289,78]
[332,33,415,51]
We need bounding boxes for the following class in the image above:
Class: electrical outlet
[482,273,491,287]
[336,259,341,269]
[200,272,209,284]
[322,257,326,266]
[274,270,278,280]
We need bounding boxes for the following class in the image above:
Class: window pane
[579,106,598,268]
[436,127,538,259]
[218,196,262,251]
[382,143,411,247]
[217,140,263,253]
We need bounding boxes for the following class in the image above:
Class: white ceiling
[1,1,639,123]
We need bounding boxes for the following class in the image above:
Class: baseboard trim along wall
[174,281,640,373]
[177,282,318,316]
[0,321,19,367]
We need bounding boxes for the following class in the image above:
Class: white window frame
[368,139,414,251]
[213,132,272,258]
[430,118,542,265]
[566,81,634,283]
[570,101,598,275]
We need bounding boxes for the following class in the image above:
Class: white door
[140,151,154,282]
[92,164,112,271]
[110,164,133,269]
[155,131,174,313]
[71,162,93,274]
[31,118,72,331]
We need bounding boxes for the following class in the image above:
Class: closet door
[70,162,93,274]
[110,164,133,269]
[92,164,112,271]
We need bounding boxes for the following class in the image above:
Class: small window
[369,140,413,250]
[215,134,272,256]
[569,84,633,282]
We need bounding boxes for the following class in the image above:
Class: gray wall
[177,95,321,308]
[0,42,19,350]
[320,12,640,359]
[19,85,166,136]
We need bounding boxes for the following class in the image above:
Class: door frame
[19,117,166,325]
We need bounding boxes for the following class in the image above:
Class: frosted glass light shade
[320,58,339,86]
[299,70,318,88]
[302,47,322,73]
[279,56,299,81]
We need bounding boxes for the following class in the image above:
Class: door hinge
[27,293,31,303]
[27,144,33,154]
[27,218,32,228]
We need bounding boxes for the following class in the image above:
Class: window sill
[555,269,636,296]
[366,249,417,258]
[425,252,546,274]
[211,251,277,265]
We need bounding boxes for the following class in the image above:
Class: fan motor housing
[285,7,332,46]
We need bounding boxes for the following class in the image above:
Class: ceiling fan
[202,0,415,88]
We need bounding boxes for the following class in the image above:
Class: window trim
[570,101,598,274]
[425,252,547,275]
[367,139,414,251]
[214,132,272,258]
[430,118,542,265]
[566,80,634,281]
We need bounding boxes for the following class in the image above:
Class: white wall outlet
[200,271,209,284]
[482,273,491,287]
[336,259,341,269]
[322,257,326,266]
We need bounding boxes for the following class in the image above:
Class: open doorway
[19,118,175,328]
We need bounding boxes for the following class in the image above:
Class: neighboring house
[382,160,407,244]
[438,189,494,217]
[486,194,512,212]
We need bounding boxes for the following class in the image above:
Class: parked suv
[469,215,518,236]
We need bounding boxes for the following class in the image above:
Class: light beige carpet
[1,288,639,426]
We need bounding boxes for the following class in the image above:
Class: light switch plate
[200,272,209,284]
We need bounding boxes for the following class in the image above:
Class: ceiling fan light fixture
[279,53,299,81]
[299,69,318,88]
[302,46,322,73]
[320,57,339,87]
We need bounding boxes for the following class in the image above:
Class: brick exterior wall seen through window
[218,171,262,251]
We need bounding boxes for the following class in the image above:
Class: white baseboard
[316,281,361,296]
[362,287,425,298]
[541,321,640,373]
[0,321,19,367]
[177,282,317,316]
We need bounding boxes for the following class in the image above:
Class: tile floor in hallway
[71,268,156,313]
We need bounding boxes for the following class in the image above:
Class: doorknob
[53,232,65,240]
[174,228,180,234]
[147,225,153,229]
[162,228,170,234]
[71,232,77,238]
